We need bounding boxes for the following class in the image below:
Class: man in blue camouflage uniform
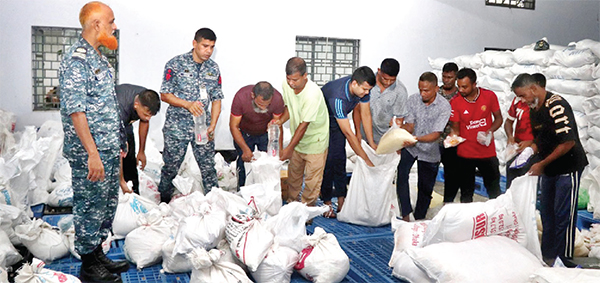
[59,2,129,282]
[158,28,223,202]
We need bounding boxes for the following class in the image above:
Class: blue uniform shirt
[59,36,121,163]
[321,76,370,131]
[160,50,224,139]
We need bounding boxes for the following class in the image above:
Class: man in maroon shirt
[230,81,285,188]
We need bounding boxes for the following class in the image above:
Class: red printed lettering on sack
[295,246,314,270]
[472,212,488,239]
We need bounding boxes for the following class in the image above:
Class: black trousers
[455,156,501,203]
[123,126,139,194]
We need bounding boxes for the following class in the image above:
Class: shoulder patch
[165,68,173,81]
[72,47,87,60]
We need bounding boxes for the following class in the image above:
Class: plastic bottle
[267,124,280,157]
[194,112,208,145]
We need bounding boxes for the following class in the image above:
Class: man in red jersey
[448,68,503,203]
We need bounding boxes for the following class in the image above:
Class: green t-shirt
[281,79,329,154]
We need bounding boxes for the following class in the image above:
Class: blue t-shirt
[321,76,369,131]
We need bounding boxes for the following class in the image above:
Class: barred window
[31,26,119,110]
[485,0,535,10]
[295,36,360,86]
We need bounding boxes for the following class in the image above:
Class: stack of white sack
[582,165,600,220]
[244,150,283,190]
[581,223,600,260]
[338,140,401,226]
[14,258,80,283]
[0,203,30,246]
[239,182,281,217]
[390,175,543,281]
[429,37,600,179]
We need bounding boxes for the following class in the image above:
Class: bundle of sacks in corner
[429,37,600,221]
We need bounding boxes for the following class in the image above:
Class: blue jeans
[396,149,440,220]
[234,131,268,188]
[539,170,582,263]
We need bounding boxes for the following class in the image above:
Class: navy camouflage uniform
[59,37,121,255]
[158,50,223,198]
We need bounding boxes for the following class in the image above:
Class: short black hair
[138,89,161,115]
[194,28,216,42]
[419,72,438,85]
[532,73,546,88]
[351,66,376,87]
[442,62,459,73]
[380,58,400,77]
[285,57,307,76]
[456,68,477,84]
[252,81,274,100]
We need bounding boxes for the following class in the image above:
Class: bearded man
[59,2,129,282]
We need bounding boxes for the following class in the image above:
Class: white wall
[1,0,599,150]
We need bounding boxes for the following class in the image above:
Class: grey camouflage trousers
[158,134,218,199]
[70,152,119,255]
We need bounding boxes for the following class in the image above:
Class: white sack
[480,50,515,68]
[244,151,283,189]
[161,237,193,274]
[577,38,600,58]
[14,258,80,283]
[529,267,600,283]
[479,66,515,82]
[138,169,160,205]
[0,230,22,268]
[513,48,555,66]
[544,65,595,81]
[46,183,72,207]
[582,166,600,219]
[295,227,349,283]
[112,193,158,238]
[173,202,227,254]
[546,79,598,97]
[453,54,483,69]
[582,96,600,114]
[390,251,432,283]
[123,209,171,269]
[428,57,451,70]
[376,122,417,155]
[478,76,511,93]
[214,153,237,192]
[225,213,274,272]
[14,219,69,262]
[239,182,281,216]
[560,93,587,113]
[168,191,206,221]
[141,138,163,184]
[389,218,429,267]
[339,140,400,226]
[205,187,253,218]
[551,48,598,68]
[423,175,542,260]
[251,243,299,283]
[0,203,29,245]
[406,236,542,283]
[510,64,544,75]
[189,241,252,283]
[264,202,329,252]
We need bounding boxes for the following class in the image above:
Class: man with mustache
[229,81,284,188]
[511,73,588,266]
[396,72,451,221]
[158,28,223,202]
[59,1,129,282]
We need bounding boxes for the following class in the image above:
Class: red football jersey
[507,97,534,142]
[449,88,500,158]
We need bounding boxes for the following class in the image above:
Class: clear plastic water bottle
[267,124,280,157]
[194,113,208,145]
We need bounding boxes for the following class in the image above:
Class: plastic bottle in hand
[267,124,280,157]
[194,112,208,145]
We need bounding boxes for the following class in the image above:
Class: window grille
[295,36,360,86]
[31,26,119,110]
[485,0,535,10]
